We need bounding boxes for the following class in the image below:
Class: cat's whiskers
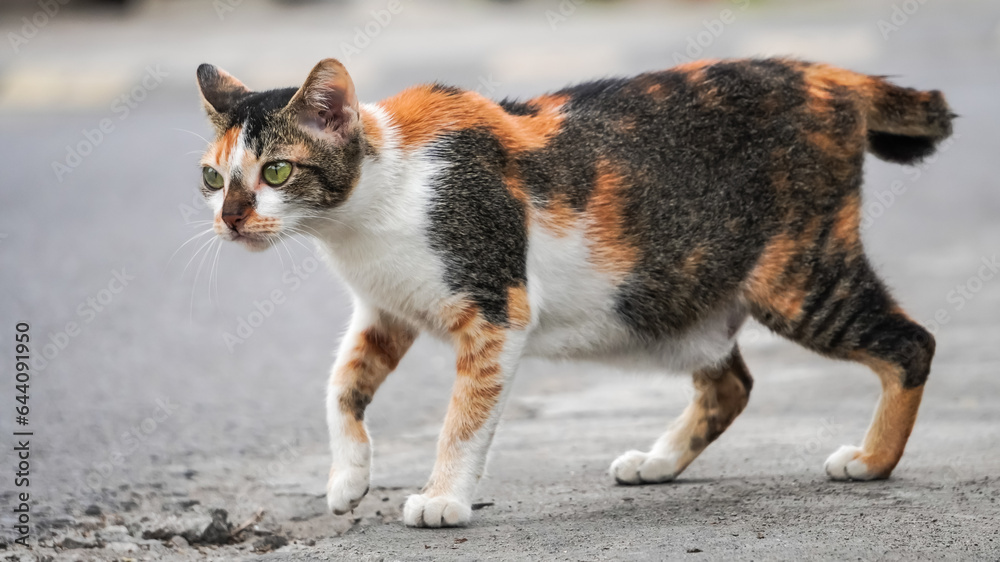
[192,236,218,299]
[173,127,212,146]
[284,225,336,256]
[209,237,224,305]
[276,236,299,270]
[171,228,216,268]
[269,233,288,271]
[285,213,359,235]
[188,237,220,321]
[279,228,316,253]
[283,229,325,256]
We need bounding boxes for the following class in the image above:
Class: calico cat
[195,57,952,528]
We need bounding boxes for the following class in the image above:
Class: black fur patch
[425,128,528,326]
[497,98,539,116]
[430,83,464,96]
[867,131,938,164]
[556,77,631,109]
[224,88,298,155]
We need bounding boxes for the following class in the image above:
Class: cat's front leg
[404,314,527,528]
[326,302,417,515]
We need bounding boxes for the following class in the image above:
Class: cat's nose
[222,206,252,231]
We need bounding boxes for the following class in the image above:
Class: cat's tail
[863,76,955,164]
[801,63,955,164]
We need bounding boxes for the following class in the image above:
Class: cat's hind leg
[745,236,934,480]
[326,303,417,515]
[610,347,753,484]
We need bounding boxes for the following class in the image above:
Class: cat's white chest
[320,230,449,332]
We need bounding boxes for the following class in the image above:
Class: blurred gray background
[1,0,998,560]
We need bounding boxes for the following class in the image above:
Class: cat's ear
[196,63,249,127]
[286,58,360,143]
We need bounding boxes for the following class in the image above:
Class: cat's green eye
[262,161,292,187]
[202,166,224,190]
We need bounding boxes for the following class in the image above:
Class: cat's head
[196,59,364,252]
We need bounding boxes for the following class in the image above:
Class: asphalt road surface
[1,0,999,560]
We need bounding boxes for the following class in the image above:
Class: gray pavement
[1,0,999,560]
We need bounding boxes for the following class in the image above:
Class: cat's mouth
[214,223,277,252]
[230,231,273,252]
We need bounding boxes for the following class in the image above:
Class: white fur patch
[609,449,684,484]
[229,128,251,179]
[524,222,630,358]
[403,494,472,528]
[824,445,879,480]
[326,452,370,515]
[205,188,224,214]
[524,221,745,372]
[325,302,377,514]
[254,186,284,218]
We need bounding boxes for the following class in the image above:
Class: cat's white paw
[403,493,472,528]
[610,449,682,485]
[326,465,371,515]
[824,445,880,481]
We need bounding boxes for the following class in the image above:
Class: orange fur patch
[743,233,806,320]
[214,126,241,165]
[806,130,850,160]
[505,171,529,205]
[799,62,875,105]
[238,213,280,237]
[851,355,926,477]
[359,107,383,154]
[423,320,506,499]
[342,414,367,444]
[634,61,720,105]
[446,311,507,443]
[535,192,577,236]
[379,86,567,154]
[672,59,719,76]
[799,64,878,164]
[799,65,868,164]
[804,57,948,138]
[507,284,531,330]
[683,246,707,277]
[677,60,723,104]
[380,87,568,207]
[441,298,480,334]
[585,159,639,279]
[831,193,862,252]
[526,93,571,134]
[644,82,666,101]
[334,325,417,443]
